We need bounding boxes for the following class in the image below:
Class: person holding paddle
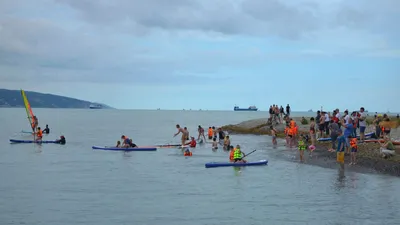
[233,145,247,163]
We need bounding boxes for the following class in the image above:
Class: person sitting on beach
[212,138,218,150]
[380,136,396,158]
[184,148,192,156]
[233,145,247,163]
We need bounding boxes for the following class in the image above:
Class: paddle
[240,149,257,160]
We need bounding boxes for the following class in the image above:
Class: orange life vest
[184,151,192,156]
[208,128,213,137]
[350,138,357,148]
[37,130,43,138]
[229,149,235,161]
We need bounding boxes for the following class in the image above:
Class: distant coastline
[0,89,113,109]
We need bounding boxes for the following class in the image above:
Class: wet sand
[222,117,400,177]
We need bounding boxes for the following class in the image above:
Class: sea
[0,108,399,225]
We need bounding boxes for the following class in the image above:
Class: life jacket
[184,151,192,156]
[233,148,242,159]
[37,130,43,138]
[284,127,289,135]
[190,140,196,147]
[350,138,358,148]
[208,128,213,137]
[298,140,306,150]
[290,121,295,128]
[294,126,298,135]
[229,150,235,161]
[288,128,293,136]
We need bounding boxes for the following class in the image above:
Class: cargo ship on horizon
[234,105,258,111]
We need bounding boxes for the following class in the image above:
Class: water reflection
[334,163,346,190]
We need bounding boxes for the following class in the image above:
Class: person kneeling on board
[55,135,66,145]
[185,137,197,148]
[233,145,247,163]
[36,127,43,141]
[183,148,192,156]
[121,135,137,148]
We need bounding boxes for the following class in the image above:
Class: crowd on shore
[267,106,399,164]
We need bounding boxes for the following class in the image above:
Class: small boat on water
[308,109,313,112]
[234,105,258,111]
[89,103,102,109]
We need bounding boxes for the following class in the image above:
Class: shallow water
[0,109,399,225]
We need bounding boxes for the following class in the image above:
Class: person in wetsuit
[43,124,50,134]
[55,135,66,145]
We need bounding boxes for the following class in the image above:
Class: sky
[0,0,399,111]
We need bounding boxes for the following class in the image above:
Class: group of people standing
[268,104,291,124]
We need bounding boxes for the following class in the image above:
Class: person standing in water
[184,127,189,140]
[270,126,278,145]
[36,127,43,141]
[197,125,206,141]
[43,124,50,134]
[174,124,188,146]
[32,116,38,132]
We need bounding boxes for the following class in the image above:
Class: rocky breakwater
[222,117,400,177]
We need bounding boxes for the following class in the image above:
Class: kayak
[318,132,374,142]
[205,159,268,168]
[10,139,58,144]
[92,146,157,151]
[364,139,400,145]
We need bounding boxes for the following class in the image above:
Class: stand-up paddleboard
[10,139,59,144]
[205,159,268,168]
[92,146,157,151]
[318,132,374,142]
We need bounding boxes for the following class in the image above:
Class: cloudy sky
[1,0,399,111]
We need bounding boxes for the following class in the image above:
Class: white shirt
[336,113,341,119]
[344,114,350,124]
[325,114,330,122]
[359,112,366,127]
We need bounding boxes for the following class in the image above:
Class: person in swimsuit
[174,124,187,146]
[197,125,206,141]
[212,138,218,150]
[32,116,38,132]
[223,135,231,150]
[309,117,316,146]
[270,126,277,145]
[184,127,189,140]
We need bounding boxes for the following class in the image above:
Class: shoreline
[222,117,400,177]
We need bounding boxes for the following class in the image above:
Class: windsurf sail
[21,90,36,132]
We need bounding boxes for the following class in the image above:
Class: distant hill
[0,89,113,109]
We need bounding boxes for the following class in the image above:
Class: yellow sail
[21,90,36,131]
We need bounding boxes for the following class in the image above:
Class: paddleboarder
[174,124,188,146]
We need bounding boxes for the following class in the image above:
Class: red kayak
[364,139,400,145]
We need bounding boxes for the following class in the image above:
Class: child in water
[184,148,192,156]
[270,126,278,145]
[212,138,218,150]
[298,136,307,161]
[229,145,235,162]
[116,141,121,147]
